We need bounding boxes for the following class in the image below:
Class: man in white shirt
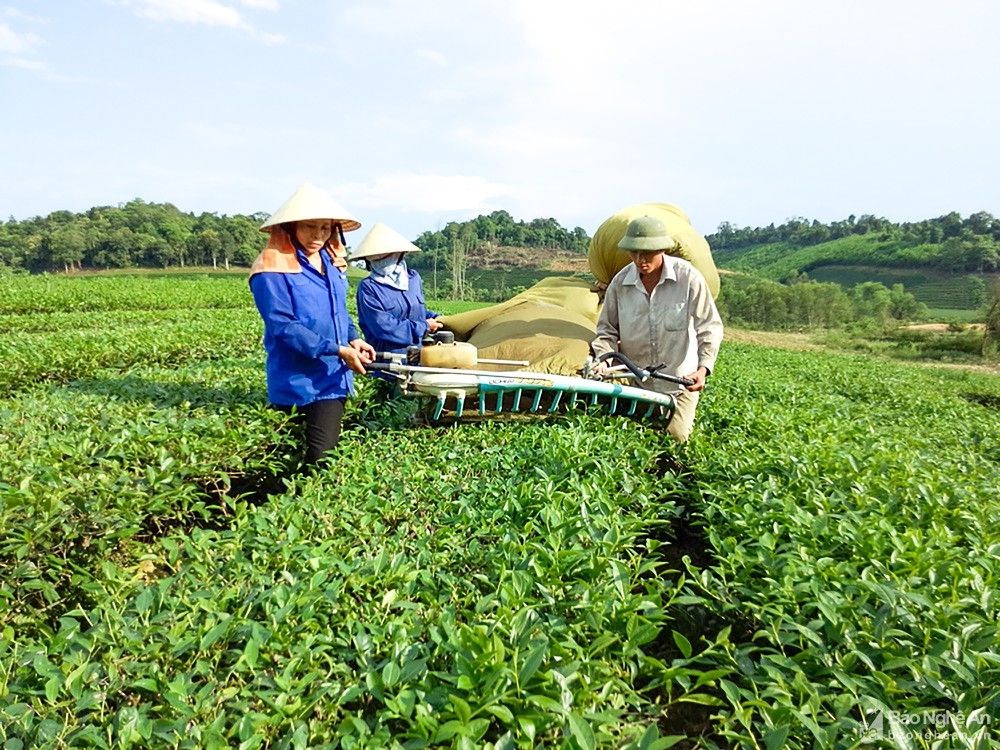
[590,215,724,442]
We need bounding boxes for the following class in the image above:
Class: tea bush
[2,274,999,748]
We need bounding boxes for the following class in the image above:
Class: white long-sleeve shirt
[592,255,724,394]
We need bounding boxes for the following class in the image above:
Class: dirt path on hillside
[547,257,591,272]
[904,323,985,332]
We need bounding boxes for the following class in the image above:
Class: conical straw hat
[259,182,361,233]
[349,222,421,260]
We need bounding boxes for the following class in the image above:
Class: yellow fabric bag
[588,203,720,298]
[437,278,600,375]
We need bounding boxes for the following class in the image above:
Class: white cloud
[339,2,448,39]
[3,8,46,23]
[119,0,286,41]
[423,88,464,104]
[253,30,285,45]
[341,174,515,214]
[454,124,593,159]
[415,48,447,66]
[0,20,41,55]
[236,0,279,10]
[1,55,45,71]
[127,0,245,28]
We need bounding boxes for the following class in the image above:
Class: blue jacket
[249,249,359,406]
[356,270,439,354]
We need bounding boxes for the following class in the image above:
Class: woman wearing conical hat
[249,183,375,465]
[351,222,442,356]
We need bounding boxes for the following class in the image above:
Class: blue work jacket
[356,271,439,355]
[249,249,359,406]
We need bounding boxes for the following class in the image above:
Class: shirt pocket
[660,301,688,331]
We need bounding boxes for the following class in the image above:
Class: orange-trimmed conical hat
[259,182,361,233]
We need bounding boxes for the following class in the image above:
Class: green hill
[6,204,999,315]
[711,229,999,312]
[805,265,990,311]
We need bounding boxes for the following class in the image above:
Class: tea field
[2,274,999,749]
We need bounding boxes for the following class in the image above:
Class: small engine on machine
[404,330,518,370]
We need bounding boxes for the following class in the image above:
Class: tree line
[3,201,997,284]
[0,200,267,273]
[717,277,927,330]
[0,203,589,276]
[709,211,1000,275]
[412,211,590,257]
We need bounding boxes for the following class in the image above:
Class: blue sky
[2,0,998,241]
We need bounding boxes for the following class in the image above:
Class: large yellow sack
[437,277,600,375]
[588,203,720,298]
[466,303,594,376]
[440,277,600,338]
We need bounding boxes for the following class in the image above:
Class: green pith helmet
[617,214,678,252]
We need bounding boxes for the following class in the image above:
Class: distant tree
[892,243,941,265]
[983,281,1000,360]
[964,211,995,236]
[887,284,927,321]
[46,209,77,226]
[965,276,989,310]
[46,227,86,272]
[853,215,892,236]
[718,280,790,329]
[228,215,264,266]
[714,221,737,248]
[101,227,139,268]
[445,223,467,299]
[197,229,223,269]
[964,236,999,273]
[157,211,192,262]
[786,282,853,327]
[850,282,893,322]
[473,214,498,244]
[916,221,944,244]
[217,227,238,270]
[0,223,29,268]
[799,220,831,245]
[146,238,179,268]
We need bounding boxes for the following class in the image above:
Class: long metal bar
[477,358,530,366]
[367,360,679,417]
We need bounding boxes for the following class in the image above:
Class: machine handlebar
[593,351,696,388]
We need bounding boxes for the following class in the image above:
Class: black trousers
[273,398,346,465]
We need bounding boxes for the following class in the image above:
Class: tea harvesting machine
[367,331,694,424]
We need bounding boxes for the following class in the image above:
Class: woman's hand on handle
[340,340,375,374]
[350,338,376,363]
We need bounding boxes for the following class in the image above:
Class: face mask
[370,255,402,276]
[369,254,409,290]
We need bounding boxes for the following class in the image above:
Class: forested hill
[0,202,589,274]
[412,210,590,256]
[2,200,998,284]
[707,211,1000,279]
